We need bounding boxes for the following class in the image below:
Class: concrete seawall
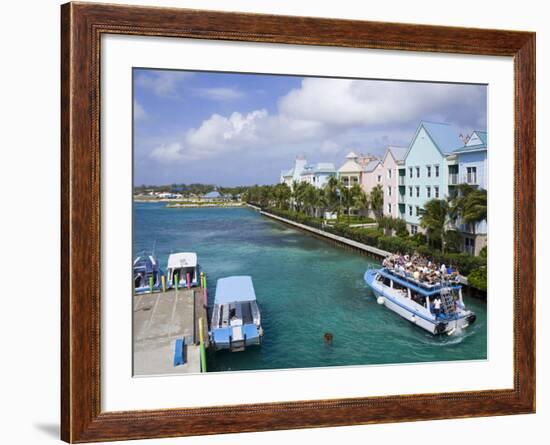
[256,208,391,259]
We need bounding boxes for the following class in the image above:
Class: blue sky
[133,68,486,186]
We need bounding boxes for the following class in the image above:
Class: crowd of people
[382,253,460,286]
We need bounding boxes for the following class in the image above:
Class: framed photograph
[61,2,535,442]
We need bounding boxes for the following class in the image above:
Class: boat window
[382,276,392,287]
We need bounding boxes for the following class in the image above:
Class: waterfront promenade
[248,205,392,258]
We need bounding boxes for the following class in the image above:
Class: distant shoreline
[133,198,244,208]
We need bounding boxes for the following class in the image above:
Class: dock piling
[161,275,166,292]
[186,272,191,289]
[198,317,207,372]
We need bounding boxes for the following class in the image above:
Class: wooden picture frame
[61,2,535,442]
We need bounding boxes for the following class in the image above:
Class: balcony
[398,176,406,186]
[448,173,458,185]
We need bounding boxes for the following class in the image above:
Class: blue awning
[214,276,256,304]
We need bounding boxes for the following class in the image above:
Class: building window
[388,203,392,214]
[388,186,392,196]
[435,165,440,177]
[466,166,478,184]
[387,168,392,179]
[409,167,413,178]
[415,206,420,216]
[416,166,420,178]
[409,186,413,197]
[464,237,475,255]
[426,186,431,198]
[411,225,418,235]
[427,165,431,178]
[377,175,381,182]
[409,205,413,216]
[415,186,420,198]
[434,186,439,198]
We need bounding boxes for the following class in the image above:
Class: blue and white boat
[133,254,163,294]
[209,276,263,352]
[166,252,200,288]
[364,264,476,335]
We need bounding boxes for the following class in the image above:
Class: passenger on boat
[433,297,442,316]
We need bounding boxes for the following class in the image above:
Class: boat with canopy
[209,276,263,352]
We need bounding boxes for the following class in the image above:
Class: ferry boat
[364,264,476,335]
[209,276,263,352]
[166,252,200,288]
[133,254,163,294]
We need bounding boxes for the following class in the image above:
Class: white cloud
[134,100,147,120]
[194,87,244,101]
[147,78,485,163]
[279,78,484,128]
[150,142,184,161]
[135,71,191,97]
[149,109,326,162]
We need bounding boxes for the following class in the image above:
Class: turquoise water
[134,203,487,372]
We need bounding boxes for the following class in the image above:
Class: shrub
[479,246,487,259]
[468,267,487,291]
[444,230,462,253]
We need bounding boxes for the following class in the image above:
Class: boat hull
[364,269,474,335]
[210,324,262,352]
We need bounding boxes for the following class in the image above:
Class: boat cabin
[167,252,199,288]
[377,268,464,320]
[133,254,161,294]
[210,276,262,352]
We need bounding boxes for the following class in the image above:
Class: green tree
[354,188,370,217]
[322,176,340,216]
[448,184,487,236]
[463,188,487,232]
[370,184,384,220]
[419,199,449,251]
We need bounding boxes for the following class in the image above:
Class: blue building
[399,121,464,234]
[300,162,337,189]
[449,131,488,255]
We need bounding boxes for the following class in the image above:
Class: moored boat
[364,256,476,335]
[209,276,263,352]
[166,252,200,288]
[133,254,163,294]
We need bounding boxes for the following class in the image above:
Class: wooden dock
[133,287,208,376]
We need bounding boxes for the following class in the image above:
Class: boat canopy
[167,252,197,269]
[378,268,461,297]
[214,276,256,305]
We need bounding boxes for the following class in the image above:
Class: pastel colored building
[299,163,337,188]
[380,146,407,218]
[361,159,382,194]
[338,151,377,189]
[280,156,307,188]
[399,121,464,234]
[449,130,488,255]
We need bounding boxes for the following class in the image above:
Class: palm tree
[448,184,487,235]
[301,183,317,216]
[370,184,384,220]
[419,199,449,251]
[273,183,291,209]
[463,188,487,231]
[354,188,370,217]
[337,182,357,222]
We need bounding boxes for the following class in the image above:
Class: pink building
[380,146,408,218]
